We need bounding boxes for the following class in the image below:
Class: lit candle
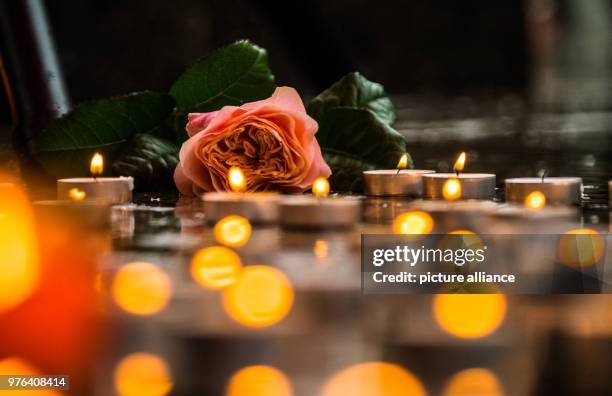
[363,153,435,197]
[201,167,280,225]
[422,152,495,200]
[57,152,134,204]
[280,177,361,229]
[505,176,582,206]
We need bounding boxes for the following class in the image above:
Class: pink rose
[174,87,331,195]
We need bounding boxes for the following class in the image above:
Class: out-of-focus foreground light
[442,368,504,396]
[443,178,462,201]
[222,265,294,328]
[114,353,173,396]
[433,294,506,339]
[0,357,62,395]
[524,191,546,211]
[312,177,330,198]
[112,262,172,316]
[320,361,426,396]
[226,365,293,396]
[558,228,605,268]
[191,246,242,289]
[392,211,434,236]
[214,215,252,247]
[0,183,39,314]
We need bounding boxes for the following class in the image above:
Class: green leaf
[308,72,396,125]
[316,108,408,192]
[111,133,179,191]
[32,91,175,178]
[169,40,276,114]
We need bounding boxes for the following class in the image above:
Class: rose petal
[174,164,194,195]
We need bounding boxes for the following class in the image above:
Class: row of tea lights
[51,151,590,229]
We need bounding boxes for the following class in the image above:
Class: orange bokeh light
[214,215,252,248]
[191,246,242,290]
[433,294,506,339]
[392,211,434,236]
[112,262,172,316]
[222,265,294,328]
[524,191,546,210]
[321,362,426,396]
[443,178,462,201]
[114,352,173,396]
[558,228,605,268]
[226,365,293,396]
[442,368,504,396]
[0,183,40,314]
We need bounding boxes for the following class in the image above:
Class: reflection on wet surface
[91,181,612,396]
[88,107,612,395]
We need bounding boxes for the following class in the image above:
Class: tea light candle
[505,177,582,205]
[422,152,495,200]
[202,167,280,225]
[363,153,435,197]
[57,153,133,204]
[280,177,361,229]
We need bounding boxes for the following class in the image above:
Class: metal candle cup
[505,177,582,205]
[422,173,496,200]
[202,192,280,225]
[363,169,435,197]
[57,177,134,204]
[279,195,361,229]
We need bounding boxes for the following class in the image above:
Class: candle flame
[396,154,409,169]
[312,177,330,197]
[443,178,462,200]
[228,167,246,193]
[90,152,104,176]
[453,152,466,173]
[524,191,546,211]
[68,188,86,201]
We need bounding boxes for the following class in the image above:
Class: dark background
[44,0,528,102]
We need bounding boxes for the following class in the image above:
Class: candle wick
[455,170,459,177]
[395,168,401,175]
